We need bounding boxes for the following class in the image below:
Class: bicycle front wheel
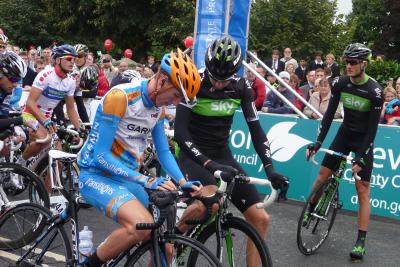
[0,203,72,266]
[297,179,339,255]
[188,215,272,267]
[0,162,49,210]
[125,233,221,267]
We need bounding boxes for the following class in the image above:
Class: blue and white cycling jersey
[77,80,184,219]
[78,80,184,184]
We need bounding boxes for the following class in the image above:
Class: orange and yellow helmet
[161,49,200,103]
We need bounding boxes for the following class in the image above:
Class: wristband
[42,119,53,129]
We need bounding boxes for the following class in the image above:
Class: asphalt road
[0,199,398,266]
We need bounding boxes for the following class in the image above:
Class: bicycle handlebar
[311,148,361,180]
[215,172,277,208]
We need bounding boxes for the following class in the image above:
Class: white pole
[247,51,323,118]
[243,61,308,119]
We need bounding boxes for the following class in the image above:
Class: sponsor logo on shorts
[84,178,114,195]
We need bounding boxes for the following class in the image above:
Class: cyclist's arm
[316,78,341,144]
[174,103,210,166]
[92,89,148,184]
[65,95,81,130]
[357,88,383,158]
[152,119,185,184]
[241,80,274,169]
[25,87,48,123]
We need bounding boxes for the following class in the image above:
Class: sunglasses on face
[77,54,86,59]
[7,76,19,83]
[60,55,76,62]
[209,76,233,86]
[344,59,362,66]
[102,59,111,63]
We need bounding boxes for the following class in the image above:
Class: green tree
[249,0,344,60]
[42,0,195,60]
[0,0,54,49]
[347,0,385,48]
[376,0,400,60]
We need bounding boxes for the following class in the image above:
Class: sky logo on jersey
[341,92,371,112]
[194,98,241,116]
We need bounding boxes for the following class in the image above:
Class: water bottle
[176,201,187,223]
[79,226,93,256]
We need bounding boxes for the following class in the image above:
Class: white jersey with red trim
[24,67,76,118]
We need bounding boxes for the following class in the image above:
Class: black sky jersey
[317,75,383,157]
[174,70,273,169]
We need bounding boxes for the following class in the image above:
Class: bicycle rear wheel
[125,233,221,267]
[297,179,339,255]
[0,203,72,266]
[0,162,49,210]
[188,215,272,267]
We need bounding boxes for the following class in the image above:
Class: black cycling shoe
[350,243,365,262]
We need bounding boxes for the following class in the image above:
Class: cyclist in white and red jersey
[19,44,81,166]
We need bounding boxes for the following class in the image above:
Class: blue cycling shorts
[79,169,149,221]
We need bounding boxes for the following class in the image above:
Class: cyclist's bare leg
[355,180,370,231]
[243,204,269,267]
[22,125,49,160]
[96,199,153,262]
[176,185,219,233]
[310,166,334,203]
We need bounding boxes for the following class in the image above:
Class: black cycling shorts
[178,148,261,213]
[321,127,373,182]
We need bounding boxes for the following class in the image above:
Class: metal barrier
[246,51,323,119]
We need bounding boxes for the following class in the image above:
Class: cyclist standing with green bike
[174,35,289,266]
[305,43,383,261]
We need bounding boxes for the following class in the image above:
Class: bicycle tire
[188,215,272,267]
[0,203,72,266]
[297,179,339,255]
[0,162,50,209]
[125,233,222,267]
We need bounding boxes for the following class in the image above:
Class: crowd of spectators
[0,34,158,102]
[1,34,399,127]
[246,47,400,126]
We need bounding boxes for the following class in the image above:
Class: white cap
[279,71,290,80]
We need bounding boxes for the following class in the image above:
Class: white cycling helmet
[0,34,8,46]
[121,69,142,83]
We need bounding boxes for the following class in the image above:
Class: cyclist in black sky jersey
[174,35,289,267]
[305,43,383,261]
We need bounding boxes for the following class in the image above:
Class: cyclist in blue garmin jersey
[306,43,383,261]
[77,49,202,267]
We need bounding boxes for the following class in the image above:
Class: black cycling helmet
[0,51,27,80]
[74,44,89,55]
[79,64,99,90]
[343,43,371,61]
[205,35,242,81]
[52,44,77,59]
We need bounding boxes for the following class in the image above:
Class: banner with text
[194,0,227,69]
[194,0,251,73]
[229,112,400,220]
